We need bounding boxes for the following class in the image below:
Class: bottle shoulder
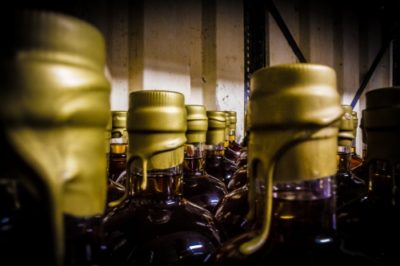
[227,167,248,191]
[104,197,220,237]
[183,174,227,192]
[104,197,222,265]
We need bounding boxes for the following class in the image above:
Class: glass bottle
[0,11,110,266]
[352,112,369,183]
[215,111,250,238]
[205,111,238,186]
[209,63,367,265]
[108,111,128,182]
[227,111,243,154]
[224,111,244,164]
[104,90,221,265]
[106,111,127,208]
[183,105,227,213]
[350,111,363,170]
[227,111,250,191]
[335,105,367,210]
[338,87,400,264]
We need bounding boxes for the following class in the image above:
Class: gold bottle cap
[111,111,128,142]
[0,10,110,212]
[338,105,354,146]
[250,63,341,182]
[364,87,400,160]
[185,105,208,144]
[240,63,341,256]
[128,90,186,172]
[206,111,226,145]
[0,11,110,263]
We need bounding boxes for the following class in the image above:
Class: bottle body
[104,165,221,265]
[183,143,227,213]
[336,146,367,209]
[212,177,341,265]
[105,91,221,265]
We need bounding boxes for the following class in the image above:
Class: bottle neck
[337,145,351,175]
[368,159,400,207]
[271,176,336,239]
[205,143,225,158]
[129,164,183,199]
[183,143,205,177]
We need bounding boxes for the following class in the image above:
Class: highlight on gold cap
[112,111,127,129]
[128,90,186,132]
[250,63,340,128]
[249,63,341,181]
[206,111,226,129]
[185,105,208,143]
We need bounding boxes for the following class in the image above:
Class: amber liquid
[183,157,227,213]
[108,151,127,181]
[211,199,341,265]
[0,133,55,265]
[104,167,221,265]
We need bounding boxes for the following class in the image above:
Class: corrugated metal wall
[77,0,392,153]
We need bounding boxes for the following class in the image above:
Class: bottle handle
[240,158,274,255]
[240,129,322,255]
